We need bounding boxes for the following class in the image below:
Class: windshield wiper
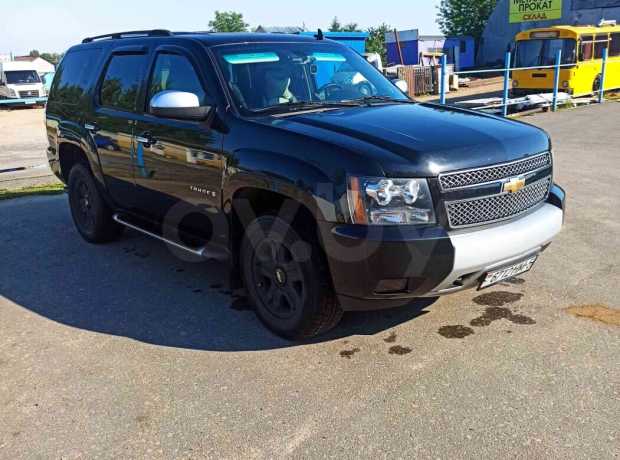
[250,100,358,115]
[356,95,417,105]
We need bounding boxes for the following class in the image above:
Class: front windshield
[212,42,408,113]
[515,39,576,67]
[5,70,41,85]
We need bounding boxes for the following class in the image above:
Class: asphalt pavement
[0,102,619,459]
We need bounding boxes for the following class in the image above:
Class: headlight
[512,80,519,88]
[8,88,16,97]
[347,176,436,225]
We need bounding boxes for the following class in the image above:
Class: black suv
[46,30,565,339]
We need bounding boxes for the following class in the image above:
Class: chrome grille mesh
[439,152,551,190]
[18,90,39,98]
[446,176,552,228]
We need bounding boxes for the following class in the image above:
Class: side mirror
[394,79,408,94]
[149,90,211,121]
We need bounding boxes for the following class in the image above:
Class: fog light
[375,278,408,294]
[562,81,569,88]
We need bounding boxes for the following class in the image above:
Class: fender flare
[222,148,346,223]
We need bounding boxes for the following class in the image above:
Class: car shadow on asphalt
[0,196,436,351]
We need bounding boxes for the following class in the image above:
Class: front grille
[439,152,551,190]
[445,176,552,228]
[19,90,39,98]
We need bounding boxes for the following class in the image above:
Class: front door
[89,48,149,209]
[133,47,225,244]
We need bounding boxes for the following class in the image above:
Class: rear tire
[241,213,342,340]
[67,163,123,243]
[593,74,602,95]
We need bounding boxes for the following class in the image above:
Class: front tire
[68,163,123,243]
[241,214,342,339]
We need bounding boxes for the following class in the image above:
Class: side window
[581,35,594,61]
[594,34,609,59]
[50,48,102,105]
[100,54,147,112]
[610,33,620,57]
[147,53,206,105]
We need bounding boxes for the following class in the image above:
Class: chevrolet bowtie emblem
[503,176,526,194]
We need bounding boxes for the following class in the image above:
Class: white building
[13,56,55,75]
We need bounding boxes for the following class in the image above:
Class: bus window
[515,39,576,67]
[594,35,610,59]
[610,33,620,57]
[543,39,576,65]
[581,35,594,61]
[516,40,544,67]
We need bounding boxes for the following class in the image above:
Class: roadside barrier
[438,47,620,117]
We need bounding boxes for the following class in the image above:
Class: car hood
[260,103,550,177]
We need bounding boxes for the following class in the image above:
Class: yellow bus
[512,23,620,97]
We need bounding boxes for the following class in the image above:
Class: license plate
[479,255,538,289]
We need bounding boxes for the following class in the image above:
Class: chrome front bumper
[426,202,564,296]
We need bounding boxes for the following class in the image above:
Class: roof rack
[82,29,172,44]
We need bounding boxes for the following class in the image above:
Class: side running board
[112,213,228,261]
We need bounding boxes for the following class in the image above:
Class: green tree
[342,22,361,32]
[29,50,40,58]
[329,17,361,32]
[328,17,342,32]
[208,10,249,32]
[437,0,497,46]
[40,52,63,65]
[366,23,391,65]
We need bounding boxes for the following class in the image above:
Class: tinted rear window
[100,54,147,112]
[50,48,103,105]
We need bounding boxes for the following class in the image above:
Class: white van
[0,61,46,100]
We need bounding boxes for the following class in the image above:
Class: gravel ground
[0,107,60,190]
[0,102,618,459]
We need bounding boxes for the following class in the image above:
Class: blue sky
[2,0,441,54]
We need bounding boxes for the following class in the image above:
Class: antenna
[317,29,324,40]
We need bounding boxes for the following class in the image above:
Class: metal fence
[437,48,620,117]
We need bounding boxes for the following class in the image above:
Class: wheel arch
[56,121,105,187]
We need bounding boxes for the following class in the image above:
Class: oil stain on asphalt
[503,277,526,285]
[565,304,620,326]
[388,345,412,355]
[470,307,536,327]
[438,325,475,339]
[340,348,361,359]
[473,291,523,307]
[438,290,534,338]
[384,332,397,343]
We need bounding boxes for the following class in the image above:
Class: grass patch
[0,183,66,201]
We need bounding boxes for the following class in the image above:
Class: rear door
[88,46,149,208]
[132,44,224,235]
